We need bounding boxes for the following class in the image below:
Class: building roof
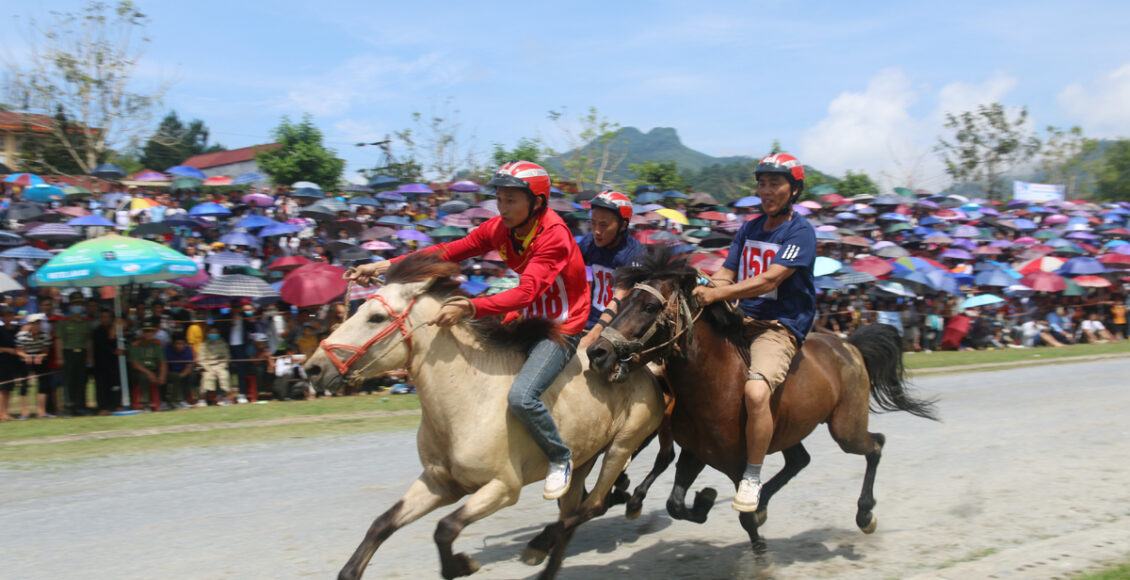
[0,111,98,135]
[181,143,281,170]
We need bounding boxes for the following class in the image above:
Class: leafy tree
[624,160,686,193]
[491,137,546,167]
[389,101,476,182]
[139,111,224,170]
[1095,140,1130,201]
[547,106,627,190]
[936,102,1041,199]
[5,0,167,173]
[1040,125,1098,198]
[837,170,879,196]
[256,115,345,188]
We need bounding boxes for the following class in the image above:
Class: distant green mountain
[544,126,754,184]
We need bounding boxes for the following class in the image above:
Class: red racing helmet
[590,190,633,221]
[487,161,552,199]
[754,152,805,190]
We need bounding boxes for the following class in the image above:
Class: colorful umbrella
[280,262,348,307]
[130,197,159,211]
[395,229,432,243]
[25,223,82,240]
[1020,271,1067,293]
[67,214,115,228]
[205,251,251,267]
[291,181,321,190]
[33,234,197,286]
[267,256,312,271]
[203,175,233,186]
[1072,275,1111,288]
[200,274,280,299]
[234,214,276,229]
[167,165,207,179]
[361,240,395,251]
[973,269,1014,287]
[960,294,1004,310]
[22,184,66,203]
[814,257,843,277]
[170,269,210,289]
[850,256,893,277]
[1056,257,1105,276]
[189,202,232,217]
[449,180,480,193]
[654,208,689,225]
[232,172,266,185]
[0,246,53,260]
[3,173,45,186]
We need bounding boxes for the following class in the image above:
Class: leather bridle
[601,282,699,365]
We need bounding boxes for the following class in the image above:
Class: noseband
[602,282,699,363]
[320,294,418,377]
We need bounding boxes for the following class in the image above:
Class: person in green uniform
[128,319,167,412]
[56,296,94,416]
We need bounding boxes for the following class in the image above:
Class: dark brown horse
[586,247,939,547]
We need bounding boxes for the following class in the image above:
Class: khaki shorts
[744,319,798,392]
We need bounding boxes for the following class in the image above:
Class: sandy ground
[3,358,1130,579]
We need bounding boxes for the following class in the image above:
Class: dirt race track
[4,358,1130,579]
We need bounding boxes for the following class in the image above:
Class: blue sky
[6,0,1130,190]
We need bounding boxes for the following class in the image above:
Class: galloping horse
[586,247,939,548]
[305,253,664,579]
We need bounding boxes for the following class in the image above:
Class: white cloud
[1059,63,1130,137]
[799,69,1019,192]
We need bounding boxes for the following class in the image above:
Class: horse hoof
[626,505,642,520]
[754,508,767,527]
[442,553,480,578]
[520,547,547,566]
[861,514,878,534]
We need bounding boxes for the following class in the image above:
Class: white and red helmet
[755,152,805,190]
[590,190,633,221]
[487,161,552,199]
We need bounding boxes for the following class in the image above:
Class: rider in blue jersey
[579,191,643,349]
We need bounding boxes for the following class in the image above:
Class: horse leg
[752,443,811,527]
[828,405,886,534]
[665,449,716,524]
[522,457,598,566]
[433,479,520,579]
[538,439,639,580]
[339,475,458,580]
[626,418,676,519]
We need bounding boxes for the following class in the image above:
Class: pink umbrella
[850,256,893,277]
[361,240,395,251]
[1043,214,1069,225]
[280,263,348,307]
[1072,275,1111,288]
[171,270,210,289]
[464,207,497,219]
[799,200,822,210]
[1013,236,1038,246]
[1020,271,1067,293]
[203,175,233,186]
[442,214,473,228]
[242,193,275,207]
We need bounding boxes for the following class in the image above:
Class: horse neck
[667,319,743,398]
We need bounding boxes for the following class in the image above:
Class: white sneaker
[543,459,573,500]
[732,478,762,512]
[193,400,207,408]
[236,396,249,404]
[217,400,229,407]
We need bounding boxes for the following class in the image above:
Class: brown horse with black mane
[586,246,939,548]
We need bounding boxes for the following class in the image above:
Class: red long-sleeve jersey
[398,209,590,336]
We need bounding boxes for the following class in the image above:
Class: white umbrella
[0,272,23,293]
[291,181,321,190]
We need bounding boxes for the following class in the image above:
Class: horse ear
[396,279,434,300]
[679,272,697,296]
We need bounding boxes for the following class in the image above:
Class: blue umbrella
[879,212,908,222]
[22,184,65,203]
[1057,256,1105,275]
[189,202,232,217]
[0,246,54,260]
[90,163,126,179]
[662,190,687,199]
[733,196,761,208]
[814,276,844,291]
[924,269,961,295]
[974,269,1015,287]
[220,231,261,247]
[167,165,207,179]
[235,214,276,229]
[67,214,116,228]
[376,191,407,202]
[634,192,663,204]
[1011,218,1038,231]
[258,222,303,237]
[349,196,381,207]
[377,215,412,226]
[4,173,45,185]
[367,174,400,190]
[960,294,1005,309]
[232,172,266,185]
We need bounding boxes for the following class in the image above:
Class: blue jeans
[507,334,580,464]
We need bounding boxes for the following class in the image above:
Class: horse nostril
[587,343,611,370]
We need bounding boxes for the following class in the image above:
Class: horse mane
[615,245,750,355]
[384,251,561,350]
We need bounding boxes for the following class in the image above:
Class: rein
[605,282,701,364]
[320,293,422,378]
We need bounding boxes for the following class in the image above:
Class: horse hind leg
[339,475,458,580]
[752,442,811,528]
[522,458,598,567]
[627,419,676,519]
[434,479,520,579]
[665,448,717,524]
[828,401,885,534]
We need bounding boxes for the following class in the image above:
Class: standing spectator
[164,336,196,409]
[0,308,24,421]
[56,296,93,416]
[227,307,252,404]
[1110,299,1127,340]
[91,310,122,414]
[128,319,167,412]
[198,326,234,406]
[16,314,53,419]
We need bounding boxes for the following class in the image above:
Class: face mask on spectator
[70,305,84,315]
[207,332,221,341]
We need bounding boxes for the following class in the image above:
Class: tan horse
[305,253,664,580]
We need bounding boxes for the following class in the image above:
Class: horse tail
[848,324,940,421]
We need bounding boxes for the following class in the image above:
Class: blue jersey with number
[579,233,643,329]
[721,213,817,344]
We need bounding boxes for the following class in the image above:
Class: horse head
[305,253,461,391]
[587,246,699,383]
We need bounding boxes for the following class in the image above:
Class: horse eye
[644,302,662,314]
[368,313,387,324]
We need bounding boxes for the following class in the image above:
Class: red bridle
[320,294,418,377]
